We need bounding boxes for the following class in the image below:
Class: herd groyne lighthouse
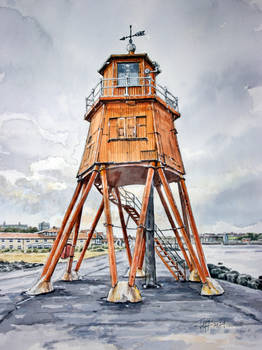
[28,27,224,301]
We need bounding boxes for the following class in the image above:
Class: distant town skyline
[0,0,261,233]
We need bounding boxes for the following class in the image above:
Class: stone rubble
[208,263,262,290]
[0,260,43,273]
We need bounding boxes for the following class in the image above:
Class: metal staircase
[94,182,186,280]
[154,225,186,280]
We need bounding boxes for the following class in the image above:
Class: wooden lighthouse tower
[28,27,224,301]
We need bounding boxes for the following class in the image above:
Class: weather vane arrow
[120,25,145,53]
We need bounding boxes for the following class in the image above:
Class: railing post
[91,88,95,104]
[175,97,179,112]
[149,76,152,95]
[124,75,129,96]
[100,79,103,97]
[164,87,168,104]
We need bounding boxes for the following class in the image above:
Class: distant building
[38,221,50,231]
[200,233,223,244]
[0,221,28,230]
[0,232,54,251]
[92,232,105,245]
[39,227,59,237]
[0,228,106,251]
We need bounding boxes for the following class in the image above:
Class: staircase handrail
[154,226,184,265]
[118,186,185,269]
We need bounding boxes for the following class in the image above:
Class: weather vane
[120,25,145,54]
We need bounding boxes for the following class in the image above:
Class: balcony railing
[85,76,179,113]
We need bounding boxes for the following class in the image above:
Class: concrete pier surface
[0,250,261,350]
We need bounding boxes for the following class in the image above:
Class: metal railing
[118,186,185,270]
[154,225,184,267]
[118,187,142,215]
[85,76,179,113]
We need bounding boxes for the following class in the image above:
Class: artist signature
[199,319,226,332]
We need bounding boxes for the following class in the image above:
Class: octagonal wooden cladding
[78,99,185,185]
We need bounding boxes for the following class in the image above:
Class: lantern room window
[117,62,139,86]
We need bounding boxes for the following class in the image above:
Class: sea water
[202,244,262,278]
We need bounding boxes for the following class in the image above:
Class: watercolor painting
[0,1,261,349]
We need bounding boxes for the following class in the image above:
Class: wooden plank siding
[78,107,103,175]
[98,101,156,164]
[154,103,185,174]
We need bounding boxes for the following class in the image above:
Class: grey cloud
[0,6,56,116]
[1,173,102,224]
[187,126,262,177]
[0,174,73,216]
[0,119,67,173]
[198,174,262,227]
[0,6,52,67]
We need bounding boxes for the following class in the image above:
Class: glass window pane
[126,118,136,137]
[117,118,125,138]
[118,63,139,86]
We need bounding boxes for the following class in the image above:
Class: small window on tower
[118,62,139,87]
[117,118,125,138]
[126,117,136,137]
[108,116,147,140]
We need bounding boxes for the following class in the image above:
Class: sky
[0,0,261,234]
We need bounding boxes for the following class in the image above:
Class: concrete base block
[26,278,54,295]
[136,268,146,278]
[61,270,79,282]
[125,268,146,278]
[107,281,142,303]
[201,277,224,296]
[189,269,201,282]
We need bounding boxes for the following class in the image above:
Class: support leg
[101,168,118,289]
[114,187,132,267]
[180,179,209,277]
[157,167,206,283]
[178,182,199,281]
[136,232,146,277]
[62,208,82,281]
[144,184,158,288]
[74,199,104,273]
[178,182,190,240]
[41,181,82,278]
[128,166,154,287]
[107,167,154,303]
[156,185,192,272]
[27,168,99,295]
[180,179,224,295]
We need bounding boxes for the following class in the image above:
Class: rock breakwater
[208,263,262,290]
[0,260,43,273]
